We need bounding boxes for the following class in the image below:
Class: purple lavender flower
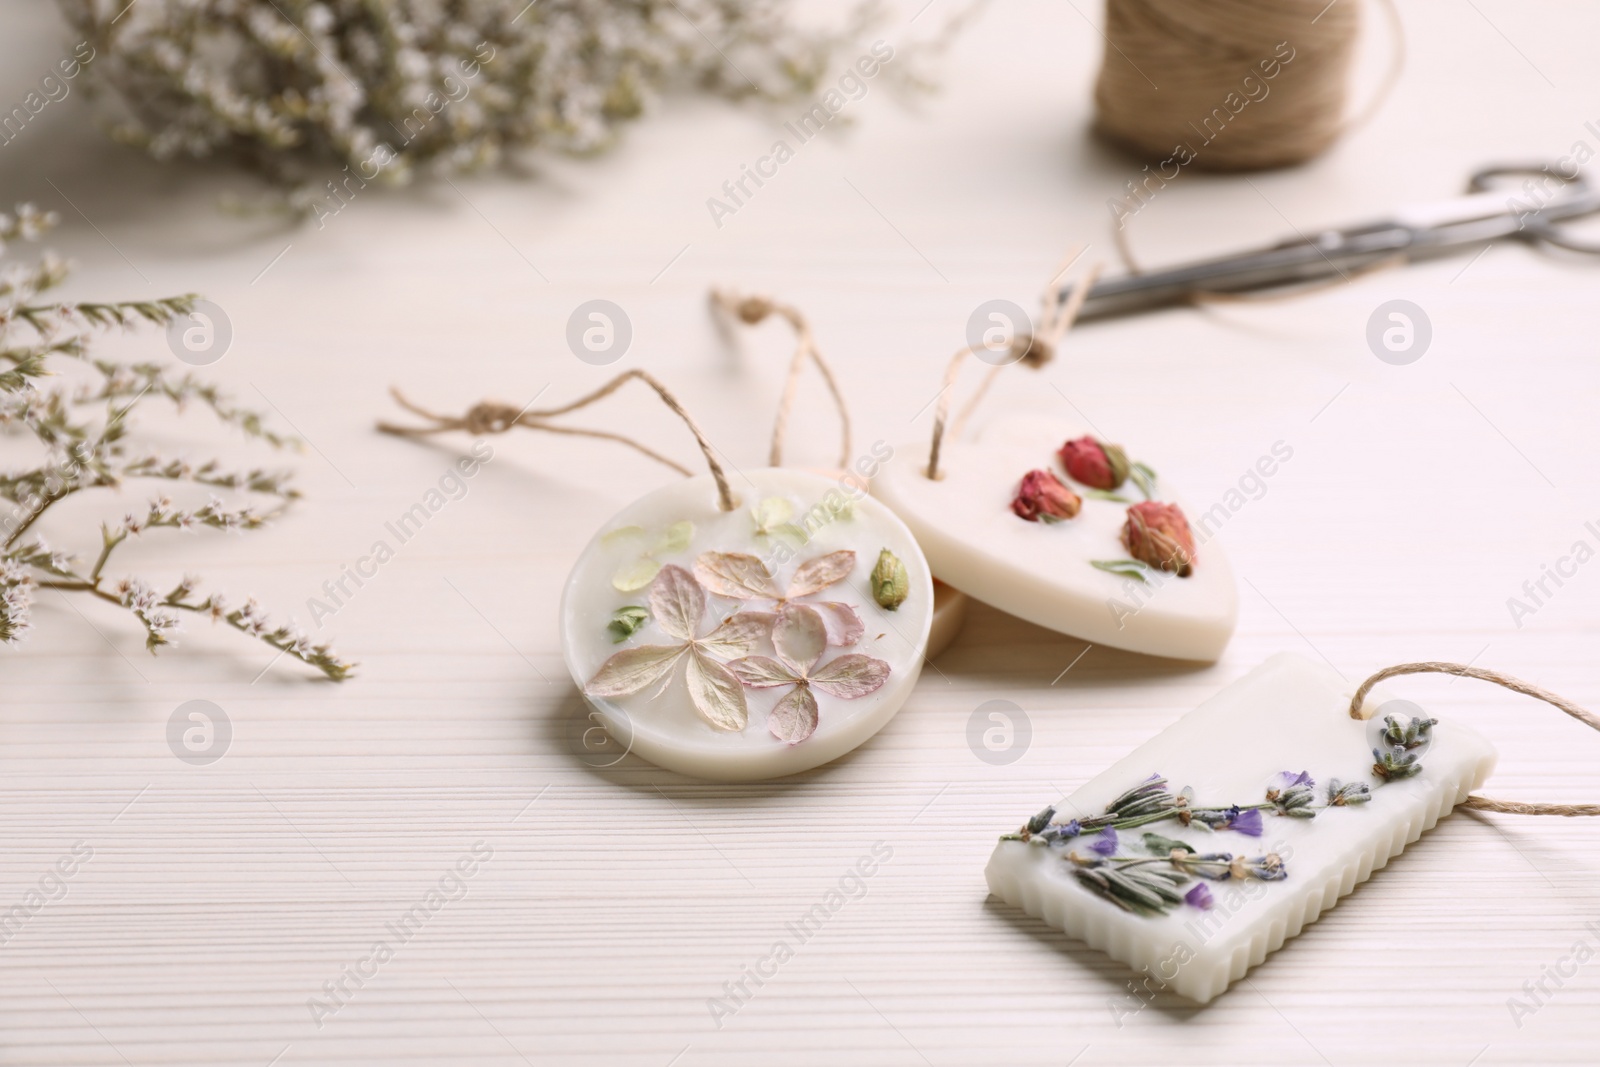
[1222,806,1264,836]
[1039,819,1082,845]
[1266,771,1318,818]
[1088,827,1119,856]
[1184,883,1215,910]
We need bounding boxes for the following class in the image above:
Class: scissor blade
[1061,181,1598,322]
[1062,229,1415,322]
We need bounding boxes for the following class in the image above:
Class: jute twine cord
[1350,662,1600,817]
[710,289,852,470]
[925,254,1105,480]
[378,368,738,512]
[1094,0,1403,172]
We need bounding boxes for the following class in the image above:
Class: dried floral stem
[0,203,350,679]
[710,289,852,470]
[381,369,737,511]
[1350,661,1600,817]
[12,297,199,334]
[59,0,899,189]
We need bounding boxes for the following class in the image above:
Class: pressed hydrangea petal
[584,644,684,697]
[648,564,704,641]
[809,601,864,647]
[786,549,855,597]
[697,611,774,659]
[772,603,827,675]
[685,650,748,731]
[725,655,799,689]
[768,685,819,744]
[694,551,782,600]
[809,653,890,699]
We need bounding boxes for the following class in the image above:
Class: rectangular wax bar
[985,652,1496,1003]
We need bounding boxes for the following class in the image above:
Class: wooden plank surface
[3,1,1599,1063]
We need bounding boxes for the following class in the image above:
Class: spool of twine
[1093,0,1368,171]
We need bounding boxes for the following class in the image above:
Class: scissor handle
[1466,163,1591,195]
[1466,163,1600,255]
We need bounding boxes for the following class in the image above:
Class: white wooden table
[4,1,1600,1063]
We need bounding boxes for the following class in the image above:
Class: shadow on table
[980,895,1207,1023]
[930,597,1217,691]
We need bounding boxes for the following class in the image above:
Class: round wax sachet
[561,468,933,781]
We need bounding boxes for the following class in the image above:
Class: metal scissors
[1059,163,1600,323]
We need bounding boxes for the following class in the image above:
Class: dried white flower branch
[58,0,897,186]
[0,204,353,680]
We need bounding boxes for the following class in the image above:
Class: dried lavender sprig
[1004,761,1421,847]
[1068,836,1288,917]
[1379,713,1437,751]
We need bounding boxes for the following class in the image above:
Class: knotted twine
[925,249,1105,480]
[377,290,852,511]
[1350,662,1600,817]
[379,367,739,512]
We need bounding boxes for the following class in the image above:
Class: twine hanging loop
[925,253,1103,481]
[1349,661,1600,817]
[711,288,852,471]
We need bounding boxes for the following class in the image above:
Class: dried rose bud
[1011,470,1082,523]
[1057,435,1130,490]
[1121,501,1195,576]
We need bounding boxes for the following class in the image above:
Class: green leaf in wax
[1142,833,1195,856]
[656,520,694,554]
[601,524,647,546]
[1085,489,1130,503]
[606,605,650,643]
[752,497,794,536]
[1090,559,1159,583]
[612,557,662,592]
[1129,462,1159,501]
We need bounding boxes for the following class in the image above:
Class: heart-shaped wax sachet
[871,425,1237,661]
[561,467,933,781]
